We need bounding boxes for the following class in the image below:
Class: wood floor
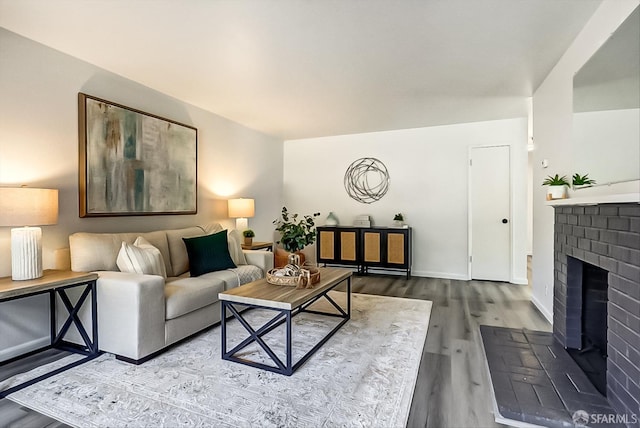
[0,272,550,428]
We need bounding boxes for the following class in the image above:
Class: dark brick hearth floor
[480,325,625,427]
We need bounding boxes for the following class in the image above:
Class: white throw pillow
[227,229,247,265]
[116,236,167,278]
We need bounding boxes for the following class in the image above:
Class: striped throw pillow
[116,236,167,278]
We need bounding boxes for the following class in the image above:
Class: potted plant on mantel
[273,207,320,266]
[542,174,570,200]
[572,173,596,190]
[242,229,255,245]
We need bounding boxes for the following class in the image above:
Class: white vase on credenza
[325,212,339,226]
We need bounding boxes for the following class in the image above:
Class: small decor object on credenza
[393,213,404,227]
[354,214,371,227]
[542,174,570,200]
[344,157,390,204]
[78,93,197,217]
[325,212,339,226]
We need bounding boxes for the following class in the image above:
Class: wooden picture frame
[78,93,197,217]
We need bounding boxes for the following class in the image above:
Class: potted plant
[572,173,596,189]
[393,213,404,227]
[273,207,321,253]
[542,174,570,200]
[242,229,255,245]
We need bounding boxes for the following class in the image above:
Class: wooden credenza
[316,226,412,278]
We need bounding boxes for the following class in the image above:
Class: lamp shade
[0,187,59,226]
[228,198,255,219]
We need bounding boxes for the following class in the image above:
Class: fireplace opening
[566,258,608,396]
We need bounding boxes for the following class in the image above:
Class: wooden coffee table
[219,267,352,375]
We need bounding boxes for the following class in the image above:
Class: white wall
[573,108,640,183]
[0,29,283,360]
[531,0,639,323]
[284,118,528,282]
[527,151,534,255]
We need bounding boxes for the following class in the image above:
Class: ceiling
[0,0,602,140]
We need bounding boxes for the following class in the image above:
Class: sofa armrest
[243,250,274,275]
[96,271,166,361]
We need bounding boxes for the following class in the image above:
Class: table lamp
[0,187,59,280]
[228,198,254,231]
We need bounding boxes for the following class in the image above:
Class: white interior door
[470,145,511,281]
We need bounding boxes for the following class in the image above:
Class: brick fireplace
[553,203,640,420]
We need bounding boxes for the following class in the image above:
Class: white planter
[547,185,568,200]
[572,184,593,190]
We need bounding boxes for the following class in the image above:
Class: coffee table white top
[219,267,351,310]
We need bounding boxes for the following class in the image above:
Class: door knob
[502,218,508,224]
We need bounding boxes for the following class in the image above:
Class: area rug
[6,292,432,427]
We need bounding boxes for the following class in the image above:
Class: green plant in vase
[242,229,255,245]
[273,207,320,253]
[542,174,570,200]
[393,213,404,226]
[572,173,596,189]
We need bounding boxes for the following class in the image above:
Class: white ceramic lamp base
[235,218,249,231]
[11,227,43,281]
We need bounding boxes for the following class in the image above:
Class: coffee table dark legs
[221,277,351,376]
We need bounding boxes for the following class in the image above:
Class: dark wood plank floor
[345,274,550,428]
[0,271,550,428]
[0,349,71,428]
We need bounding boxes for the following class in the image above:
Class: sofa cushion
[70,230,171,274]
[199,265,263,290]
[227,229,247,265]
[183,231,236,277]
[164,276,225,320]
[137,232,172,275]
[166,226,221,276]
[116,237,167,278]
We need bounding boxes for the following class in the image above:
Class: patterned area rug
[6,292,432,427]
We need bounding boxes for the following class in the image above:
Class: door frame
[467,144,513,281]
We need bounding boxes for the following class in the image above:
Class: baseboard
[410,270,469,281]
[530,294,553,324]
[510,276,529,285]
[0,336,50,363]
[319,265,468,281]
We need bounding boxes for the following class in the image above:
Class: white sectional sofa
[57,223,273,364]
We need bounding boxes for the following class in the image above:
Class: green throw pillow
[183,230,236,277]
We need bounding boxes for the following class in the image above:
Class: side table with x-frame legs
[0,270,100,398]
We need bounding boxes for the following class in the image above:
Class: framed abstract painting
[78,93,197,217]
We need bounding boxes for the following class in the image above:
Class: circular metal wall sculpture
[344,157,390,204]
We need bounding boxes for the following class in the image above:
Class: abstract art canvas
[78,93,197,217]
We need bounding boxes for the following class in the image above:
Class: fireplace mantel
[546,180,640,206]
[546,192,640,206]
